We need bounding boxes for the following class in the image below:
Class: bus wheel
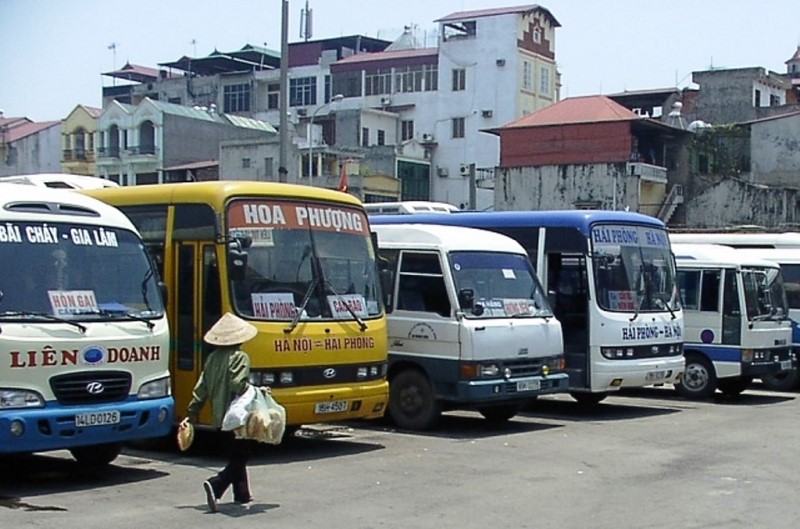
[760,370,799,391]
[717,377,752,397]
[569,392,607,406]
[70,443,122,466]
[389,369,441,431]
[479,403,521,423]
[675,355,716,400]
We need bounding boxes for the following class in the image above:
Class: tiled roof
[5,121,60,142]
[500,95,639,129]
[436,4,560,27]
[335,47,438,65]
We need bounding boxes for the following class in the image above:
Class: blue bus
[371,210,685,404]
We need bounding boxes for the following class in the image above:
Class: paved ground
[2,384,799,529]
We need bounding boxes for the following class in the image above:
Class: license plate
[646,370,666,382]
[780,360,792,370]
[75,410,120,427]
[516,380,541,392]
[314,400,348,414]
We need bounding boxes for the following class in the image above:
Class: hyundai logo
[86,382,105,394]
[323,368,337,379]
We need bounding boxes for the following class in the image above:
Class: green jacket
[186,346,251,428]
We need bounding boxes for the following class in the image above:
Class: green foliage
[690,125,750,176]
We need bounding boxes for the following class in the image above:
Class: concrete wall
[1,125,62,176]
[749,113,800,187]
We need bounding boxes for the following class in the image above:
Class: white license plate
[516,380,541,392]
[75,410,120,427]
[314,400,348,414]
[647,370,666,382]
[780,360,792,370]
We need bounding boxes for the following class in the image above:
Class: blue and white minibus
[371,210,684,404]
[672,244,794,398]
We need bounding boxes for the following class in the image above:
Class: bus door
[547,253,590,388]
[172,241,223,422]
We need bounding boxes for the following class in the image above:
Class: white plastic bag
[234,388,286,444]
[222,384,257,431]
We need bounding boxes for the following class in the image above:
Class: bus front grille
[50,371,132,405]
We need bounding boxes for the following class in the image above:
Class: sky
[1,0,798,122]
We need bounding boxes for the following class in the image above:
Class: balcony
[128,145,157,156]
[97,146,121,158]
[627,162,667,184]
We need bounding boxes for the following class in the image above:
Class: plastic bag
[222,384,257,431]
[234,388,286,445]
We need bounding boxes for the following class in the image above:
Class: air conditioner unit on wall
[459,164,470,176]
[422,133,434,142]
[380,97,392,106]
[437,167,449,177]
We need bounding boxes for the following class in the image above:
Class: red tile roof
[436,4,560,27]
[335,47,438,65]
[5,121,60,142]
[500,95,640,129]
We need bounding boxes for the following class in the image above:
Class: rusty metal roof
[500,95,639,129]
[436,4,560,27]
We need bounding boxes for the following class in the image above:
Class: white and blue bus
[0,184,173,465]
[671,244,794,398]
[371,210,684,405]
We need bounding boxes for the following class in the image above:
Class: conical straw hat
[203,312,258,346]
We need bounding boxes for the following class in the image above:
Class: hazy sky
[1,0,798,121]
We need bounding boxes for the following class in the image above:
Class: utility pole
[278,0,289,182]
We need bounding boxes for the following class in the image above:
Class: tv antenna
[300,0,312,41]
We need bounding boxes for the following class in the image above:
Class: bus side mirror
[227,240,249,282]
[159,281,168,305]
[380,268,394,310]
[458,288,475,310]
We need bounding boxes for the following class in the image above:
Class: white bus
[372,224,568,430]
[670,231,800,249]
[364,201,459,216]
[372,210,685,405]
[0,173,119,190]
[0,184,172,465]
[672,243,794,398]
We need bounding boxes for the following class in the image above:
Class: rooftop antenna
[108,42,118,70]
[300,0,313,41]
[190,39,197,56]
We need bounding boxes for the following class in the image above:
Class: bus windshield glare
[227,200,383,321]
[0,221,164,320]
[590,224,679,314]
[450,251,553,318]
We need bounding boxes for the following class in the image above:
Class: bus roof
[672,243,780,268]
[0,173,119,190]
[372,223,527,255]
[82,181,365,210]
[0,183,136,230]
[732,247,800,264]
[365,201,459,215]
[670,231,800,249]
[370,209,665,235]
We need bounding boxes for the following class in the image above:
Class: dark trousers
[208,431,254,502]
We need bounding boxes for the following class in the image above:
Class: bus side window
[678,270,700,310]
[700,270,721,312]
[398,252,451,317]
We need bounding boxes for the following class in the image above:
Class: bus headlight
[460,363,500,379]
[0,389,44,409]
[742,349,754,362]
[137,377,171,399]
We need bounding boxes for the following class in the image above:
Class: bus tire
[717,376,752,397]
[569,392,608,406]
[675,355,716,400]
[70,442,122,466]
[760,369,799,391]
[388,369,441,431]
[479,403,521,423]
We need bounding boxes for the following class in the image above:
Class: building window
[754,89,761,107]
[451,117,465,139]
[523,61,532,90]
[223,83,251,113]
[533,27,542,44]
[366,68,392,95]
[242,158,251,169]
[377,130,385,146]
[540,66,550,94]
[168,97,182,105]
[401,120,414,141]
[452,69,466,91]
[267,83,280,109]
[324,75,331,103]
[290,76,317,107]
[424,64,438,91]
[362,127,369,146]
[264,157,274,178]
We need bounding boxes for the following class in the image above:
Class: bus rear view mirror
[227,240,249,282]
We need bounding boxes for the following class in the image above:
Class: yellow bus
[84,181,388,431]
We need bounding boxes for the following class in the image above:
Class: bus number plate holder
[75,410,121,427]
[314,400,348,414]
[517,380,541,392]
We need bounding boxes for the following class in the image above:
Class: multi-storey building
[61,105,102,176]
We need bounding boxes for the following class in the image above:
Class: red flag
[337,163,348,193]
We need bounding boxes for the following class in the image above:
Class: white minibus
[365,201,459,216]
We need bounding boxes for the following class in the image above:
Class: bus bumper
[591,356,685,391]
[453,373,570,403]
[0,396,174,454]
[278,380,389,426]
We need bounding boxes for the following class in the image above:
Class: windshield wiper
[324,280,368,331]
[85,308,156,330]
[654,294,677,320]
[0,310,87,333]
[284,278,318,334]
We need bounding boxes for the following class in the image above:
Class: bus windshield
[0,221,164,320]
[228,199,383,321]
[741,267,789,321]
[590,224,679,314]
[450,251,553,318]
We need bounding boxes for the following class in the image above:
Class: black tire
[70,442,122,466]
[388,369,441,431]
[717,377,752,397]
[478,403,521,423]
[569,392,608,406]
[676,355,716,400]
[760,369,799,391]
